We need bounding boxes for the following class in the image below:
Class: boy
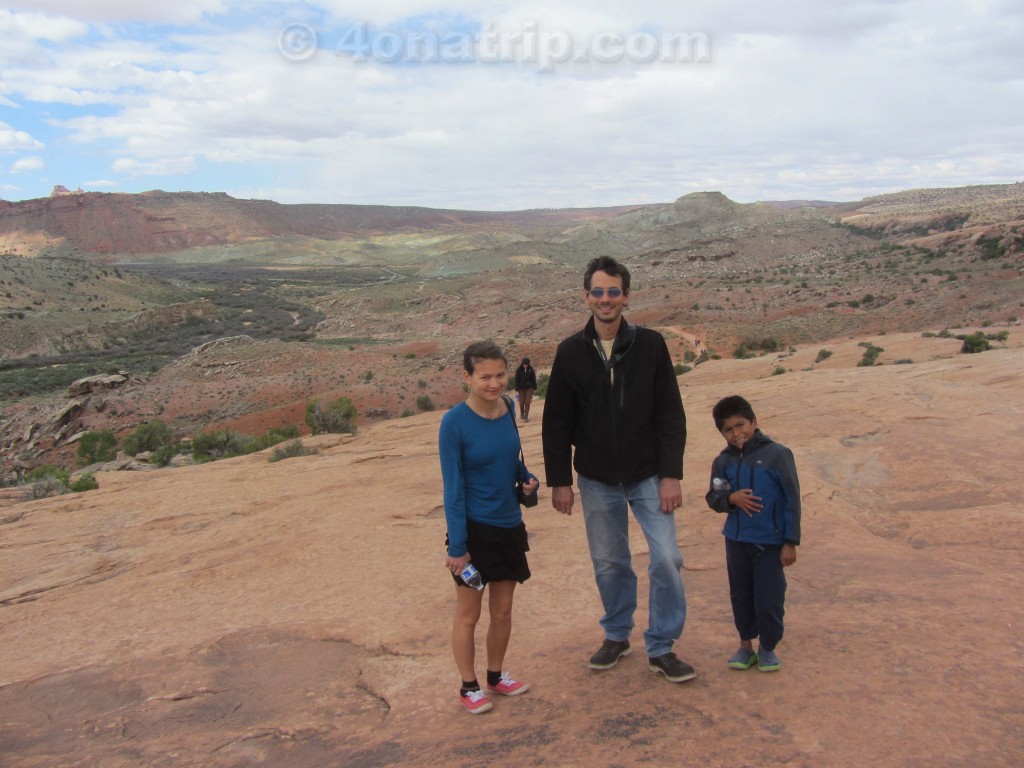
[705,395,801,672]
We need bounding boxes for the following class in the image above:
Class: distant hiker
[513,357,538,422]
[705,395,801,673]
[439,340,539,714]
[542,256,695,684]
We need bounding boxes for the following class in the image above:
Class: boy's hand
[781,544,797,567]
[729,489,762,516]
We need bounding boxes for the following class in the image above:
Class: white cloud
[10,155,44,172]
[1,1,226,24]
[0,2,1022,205]
[112,156,197,177]
[0,122,44,152]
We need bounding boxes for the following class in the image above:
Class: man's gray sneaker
[648,652,697,683]
[589,639,631,669]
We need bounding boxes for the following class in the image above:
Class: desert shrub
[248,424,301,452]
[732,343,754,359]
[122,420,174,456]
[192,429,249,462]
[673,363,687,375]
[268,440,318,462]
[960,332,991,354]
[772,367,787,376]
[24,465,70,485]
[151,444,178,467]
[857,342,884,366]
[21,465,72,499]
[24,476,69,499]
[976,234,1006,261]
[738,336,782,354]
[416,394,436,412]
[69,472,99,492]
[77,429,118,466]
[305,397,357,434]
[815,349,833,363]
[535,373,550,398]
[894,359,914,364]
[684,349,697,363]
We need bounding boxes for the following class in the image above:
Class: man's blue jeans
[577,474,687,657]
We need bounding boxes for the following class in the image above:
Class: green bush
[960,332,991,354]
[21,465,77,499]
[416,394,436,412]
[151,444,178,467]
[192,429,249,462]
[24,465,70,485]
[857,342,884,366]
[123,420,174,456]
[815,349,833,363]
[77,429,118,466]
[69,472,99,492]
[535,373,550,398]
[248,424,301,452]
[305,397,357,434]
[268,440,318,462]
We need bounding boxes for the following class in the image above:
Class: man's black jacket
[542,317,686,487]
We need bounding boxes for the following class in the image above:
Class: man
[542,256,694,683]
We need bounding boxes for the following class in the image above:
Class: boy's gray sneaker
[589,639,631,669]
[648,652,697,683]
[728,648,758,670]
[757,648,781,672]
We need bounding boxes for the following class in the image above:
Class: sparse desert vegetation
[1,184,1020,480]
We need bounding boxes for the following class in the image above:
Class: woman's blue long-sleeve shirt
[439,401,531,558]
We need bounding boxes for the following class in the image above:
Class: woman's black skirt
[448,519,531,586]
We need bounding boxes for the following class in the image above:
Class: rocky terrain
[1,334,1021,767]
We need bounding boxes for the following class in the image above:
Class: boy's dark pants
[725,538,787,652]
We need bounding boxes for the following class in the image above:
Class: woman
[439,340,540,714]
[513,357,538,422]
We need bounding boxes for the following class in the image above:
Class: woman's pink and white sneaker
[460,689,493,714]
[486,673,530,696]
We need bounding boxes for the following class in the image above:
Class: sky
[1,1,1022,210]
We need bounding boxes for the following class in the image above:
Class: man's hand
[659,477,683,514]
[551,485,575,515]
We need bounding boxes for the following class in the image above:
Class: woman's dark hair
[712,395,756,431]
[463,340,507,374]
[584,256,631,293]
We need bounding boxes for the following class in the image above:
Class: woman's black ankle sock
[460,680,480,696]
[486,670,502,687]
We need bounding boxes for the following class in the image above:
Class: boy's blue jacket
[705,430,801,546]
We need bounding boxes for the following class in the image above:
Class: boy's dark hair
[584,256,631,293]
[463,340,507,374]
[712,395,756,431]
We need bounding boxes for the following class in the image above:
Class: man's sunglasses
[588,287,623,298]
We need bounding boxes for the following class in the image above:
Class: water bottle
[459,563,484,590]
